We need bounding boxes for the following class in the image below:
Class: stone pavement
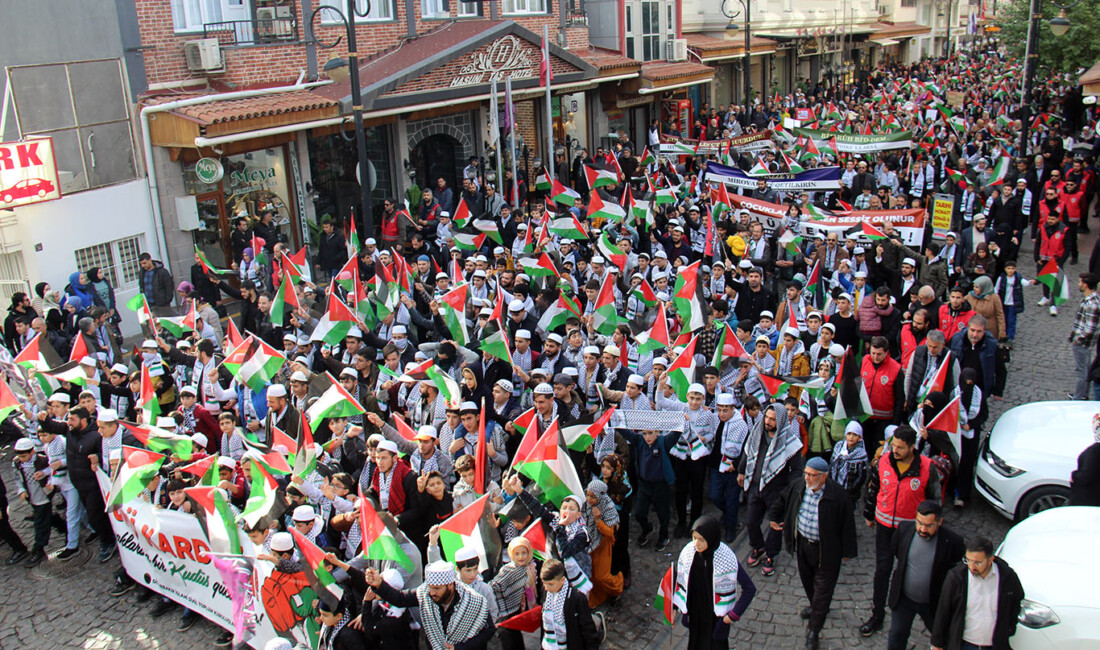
[0,234,1092,649]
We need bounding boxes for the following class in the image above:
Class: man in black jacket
[138,253,175,309]
[38,406,116,563]
[767,456,857,649]
[931,535,1024,650]
[315,218,348,281]
[887,500,965,650]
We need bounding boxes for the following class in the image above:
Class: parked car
[0,178,55,203]
[975,400,1096,520]
[996,506,1100,648]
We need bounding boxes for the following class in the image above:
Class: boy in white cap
[369,414,453,481]
[11,437,63,566]
[657,382,718,537]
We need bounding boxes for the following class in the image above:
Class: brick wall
[137,0,590,89]
[513,99,538,161]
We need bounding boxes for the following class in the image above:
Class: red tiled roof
[573,47,642,73]
[145,91,337,125]
[640,61,714,83]
[685,34,776,54]
[870,22,932,38]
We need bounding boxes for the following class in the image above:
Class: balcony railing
[566,0,587,25]
[203,14,299,46]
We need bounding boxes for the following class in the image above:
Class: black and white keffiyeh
[318,610,351,650]
[674,540,740,618]
[584,479,620,552]
[742,406,803,491]
[541,582,572,650]
[417,581,489,648]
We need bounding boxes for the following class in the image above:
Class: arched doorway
[411,134,462,205]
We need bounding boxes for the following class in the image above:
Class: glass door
[194,191,231,268]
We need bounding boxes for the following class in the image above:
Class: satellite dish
[354,159,378,191]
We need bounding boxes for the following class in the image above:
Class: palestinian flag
[560,407,616,452]
[590,277,623,335]
[282,247,310,282]
[549,179,581,207]
[473,219,503,245]
[439,493,493,572]
[510,420,539,469]
[452,198,473,228]
[241,437,293,475]
[15,333,63,394]
[1036,258,1070,306]
[926,394,961,435]
[513,407,538,437]
[666,335,698,401]
[515,419,585,507]
[222,336,286,392]
[240,461,284,529]
[0,380,20,423]
[437,283,470,346]
[454,231,487,251]
[805,260,823,306]
[156,300,199,339]
[293,412,317,477]
[536,292,581,334]
[519,519,549,559]
[636,302,671,354]
[587,192,626,222]
[596,229,628,271]
[106,446,166,511]
[748,157,770,176]
[585,165,618,189]
[632,279,658,310]
[68,330,91,363]
[194,245,234,276]
[310,290,358,345]
[654,186,677,204]
[857,221,888,240]
[289,527,344,609]
[480,327,512,364]
[390,415,419,443]
[272,426,299,454]
[517,253,559,278]
[798,137,821,161]
[120,420,193,460]
[41,359,87,386]
[831,348,873,439]
[759,374,791,399]
[306,372,367,421]
[225,317,245,353]
[917,351,953,404]
[781,150,806,174]
[358,489,414,571]
[499,607,543,633]
[178,454,218,486]
[655,564,675,626]
[945,167,966,187]
[535,171,553,191]
[825,136,840,160]
[710,182,733,215]
[426,364,461,405]
[345,217,360,259]
[639,147,656,166]
[673,260,709,332]
[185,485,243,555]
[777,227,802,254]
[251,234,267,265]
[712,322,748,368]
[988,156,1011,186]
[548,215,588,240]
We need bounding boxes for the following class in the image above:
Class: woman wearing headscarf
[600,454,633,589]
[503,474,592,596]
[828,421,869,505]
[63,271,94,310]
[965,275,1007,340]
[673,516,757,650]
[85,267,117,317]
[951,368,985,508]
[31,282,61,320]
[490,536,542,650]
[584,478,623,608]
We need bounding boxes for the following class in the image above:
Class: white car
[997,506,1100,648]
[975,400,1096,520]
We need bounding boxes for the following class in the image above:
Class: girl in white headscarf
[584,479,623,608]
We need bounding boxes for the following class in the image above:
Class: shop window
[74,236,145,290]
[318,0,393,22]
[503,0,546,15]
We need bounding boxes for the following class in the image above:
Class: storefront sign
[931,193,955,240]
[230,166,279,193]
[0,137,61,208]
[195,157,224,184]
[450,36,536,87]
[707,162,842,190]
[794,128,912,153]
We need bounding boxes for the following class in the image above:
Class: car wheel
[1017,486,1071,520]
[1,194,11,203]
[37,189,46,197]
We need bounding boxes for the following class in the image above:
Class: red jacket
[872,452,934,528]
[1037,220,1067,262]
[938,304,974,338]
[898,324,931,368]
[1060,188,1083,223]
[861,354,902,421]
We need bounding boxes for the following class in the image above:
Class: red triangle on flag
[927,395,961,433]
[499,606,543,632]
[441,493,489,536]
[271,426,298,455]
[392,415,418,442]
[519,519,549,558]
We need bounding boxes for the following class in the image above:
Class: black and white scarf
[541,582,572,650]
[673,541,740,617]
[742,407,803,491]
[318,610,351,650]
[418,582,489,649]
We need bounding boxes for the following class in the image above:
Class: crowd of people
[3,45,1100,650]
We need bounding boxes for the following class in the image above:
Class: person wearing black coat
[886,502,965,650]
[930,537,1024,650]
[540,558,602,650]
[316,219,349,281]
[1070,435,1100,506]
[767,460,857,649]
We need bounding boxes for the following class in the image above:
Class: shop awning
[868,22,932,39]
[313,20,598,113]
[638,61,716,94]
[685,34,778,63]
[143,91,340,147]
[870,38,900,47]
[573,47,642,80]
[1080,60,1100,97]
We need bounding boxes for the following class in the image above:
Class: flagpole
[492,78,504,200]
[543,24,555,179]
[507,75,520,209]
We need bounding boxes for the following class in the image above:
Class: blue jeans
[1004,304,1018,340]
[62,486,88,550]
[1072,342,1092,400]
[709,468,742,536]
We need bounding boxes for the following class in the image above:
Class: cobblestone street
[0,238,1092,650]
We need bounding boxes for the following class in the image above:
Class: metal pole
[347,0,373,237]
[744,0,751,118]
[1018,0,1040,156]
[544,25,556,179]
[508,75,520,209]
[945,0,952,57]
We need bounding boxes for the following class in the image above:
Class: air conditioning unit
[666,38,688,62]
[184,38,224,73]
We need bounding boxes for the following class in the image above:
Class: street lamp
[721,0,753,119]
[309,0,375,239]
[1018,0,1079,155]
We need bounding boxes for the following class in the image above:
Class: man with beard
[886,501,964,650]
[365,560,495,649]
[899,308,932,368]
[737,404,804,578]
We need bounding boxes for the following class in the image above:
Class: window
[901,0,916,6]
[318,0,392,22]
[641,0,660,61]
[625,6,634,59]
[423,0,447,18]
[457,1,479,16]
[74,236,145,290]
[171,0,224,33]
[0,252,29,307]
[503,0,546,15]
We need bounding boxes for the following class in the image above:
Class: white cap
[191,432,208,448]
[340,367,358,379]
[591,255,606,265]
[854,271,868,279]
[495,379,514,393]
[838,292,853,301]
[546,333,563,344]
[290,371,309,383]
[739,260,753,269]
[515,329,531,340]
[217,456,236,469]
[493,246,505,255]
[473,269,487,278]
[365,237,377,245]
[270,532,294,552]
[603,344,620,357]
[563,366,579,378]
[627,373,645,386]
[652,356,669,367]
[425,560,457,585]
[180,385,197,396]
[902,257,916,267]
[347,326,363,338]
[829,344,846,356]
[98,408,119,423]
[284,333,297,342]
[296,335,311,346]
[687,382,705,396]
[784,326,800,338]
[415,425,438,441]
[455,547,479,563]
[654,250,668,259]
[175,339,192,349]
[759,310,774,319]
[583,345,601,356]
[376,440,399,455]
[508,299,525,313]
[267,384,287,398]
[533,383,554,395]
[392,325,407,335]
[110,363,129,375]
[141,339,157,348]
[80,356,96,367]
[293,505,315,522]
[822,323,836,333]
[716,393,736,406]
[156,417,177,430]
[853,246,866,255]
[48,393,70,404]
[14,438,35,452]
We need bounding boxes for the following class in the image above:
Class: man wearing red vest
[1034,203,1069,316]
[859,336,905,451]
[859,424,941,638]
[1060,178,1084,265]
[937,287,975,341]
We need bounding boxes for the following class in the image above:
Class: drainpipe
[406,0,416,38]
[138,71,331,264]
[559,0,568,47]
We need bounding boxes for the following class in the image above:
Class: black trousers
[78,485,113,545]
[955,431,982,502]
[610,510,631,578]
[862,419,892,456]
[871,523,897,619]
[797,537,841,632]
[0,498,27,554]
[32,501,65,551]
[673,457,707,529]
[744,488,783,559]
[634,479,671,538]
[887,594,935,650]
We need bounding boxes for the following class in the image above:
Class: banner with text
[658,131,775,156]
[725,194,927,246]
[707,162,843,191]
[793,128,913,153]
